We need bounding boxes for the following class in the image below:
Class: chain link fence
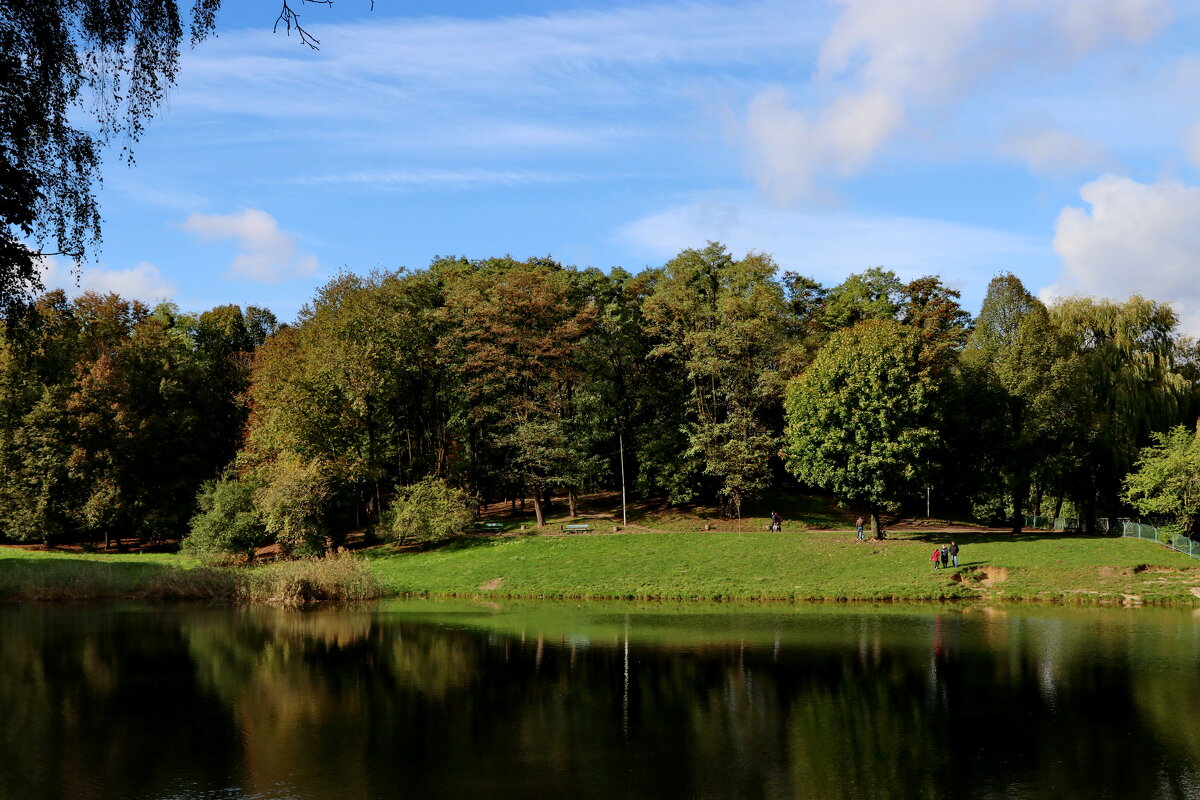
[1024,515,1199,560]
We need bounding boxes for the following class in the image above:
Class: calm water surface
[0,600,1197,800]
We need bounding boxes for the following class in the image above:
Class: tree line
[1,243,1196,553]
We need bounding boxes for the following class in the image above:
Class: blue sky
[43,0,1200,330]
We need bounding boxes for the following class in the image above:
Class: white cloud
[1001,127,1115,176]
[1048,174,1200,333]
[180,209,319,283]
[620,195,1051,304]
[38,258,176,303]
[177,2,823,122]
[737,0,1173,201]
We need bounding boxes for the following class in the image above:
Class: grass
[2,524,1197,607]
[363,528,1200,605]
[0,548,383,606]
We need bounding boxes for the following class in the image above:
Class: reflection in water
[0,602,1196,800]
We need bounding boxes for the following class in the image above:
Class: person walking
[950,541,959,568]
[770,511,782,532]
[940,544,949,569]
[856,516,865,541]
[931,547,941,570]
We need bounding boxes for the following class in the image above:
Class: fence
[1024,515,1200,560]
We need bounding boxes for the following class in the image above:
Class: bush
[383,477,474,545]
[181,472,270,559]
[241,552,383,606]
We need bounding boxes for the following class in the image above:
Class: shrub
[182,471,270,559]
[242,552,383,606]
[383,477,474,545]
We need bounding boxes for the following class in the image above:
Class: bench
[475,522,505,532]
[561,523,592,534]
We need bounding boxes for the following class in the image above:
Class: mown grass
[0,548,383,606]
[4,528,1197,606]
[364,528,1200,605]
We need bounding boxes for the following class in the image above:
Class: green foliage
[254,456,330,557]
[642,242,788,515]
[0,292,269,545]
[783,320,945,532]
[1122,425,1200,537]
[383,477,475,545]
[182,472,269,559]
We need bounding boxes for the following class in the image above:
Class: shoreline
[2,528,1197,607]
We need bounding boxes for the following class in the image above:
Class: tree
[783,320,946,536]
[1122,424,1200,538]
[0,1,335,311]
[1048,295,1193,531]
[383,477,475,545]
[182,470,269,559]
[642,243,789,516]
[960,273,1060,529]
[439,258,596,526]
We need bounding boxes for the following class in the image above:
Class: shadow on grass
[886,531,1121,545]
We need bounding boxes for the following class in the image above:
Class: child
[931,548,941,570]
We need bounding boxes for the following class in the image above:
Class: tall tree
[961,274,1060,530]
[439,258,596,526]
[642,243,789,517]
[783,319,946,536]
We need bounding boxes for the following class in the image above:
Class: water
[0,601,1197,800]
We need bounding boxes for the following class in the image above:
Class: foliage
[783,320,946,534]
[1122,425,1200,537]
[0,292,270,545]
[642,243,788,516]
[254,455,330,557]
[182,472,270,559]
[383,477,476,545]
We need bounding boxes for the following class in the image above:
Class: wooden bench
[561,523,592,534]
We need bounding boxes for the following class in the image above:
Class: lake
[0,600,1196,799]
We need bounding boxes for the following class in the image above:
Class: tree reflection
[0,604,1196,800]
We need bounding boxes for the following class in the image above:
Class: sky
[41,0,1200,330]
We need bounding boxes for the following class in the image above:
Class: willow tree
[783,319,946,536]
[1048,296,1194,530]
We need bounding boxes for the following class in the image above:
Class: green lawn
[365,528,1200,605]
[2,528,1197,605]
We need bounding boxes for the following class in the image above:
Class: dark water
[0,601,1197,800]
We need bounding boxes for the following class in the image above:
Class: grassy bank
[2,528,1198,606]
[0,548,383,605]
[365,528,1200,605]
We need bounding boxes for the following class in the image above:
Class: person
[769,511,782,532]
[940,544,949,569]
[855,516,865,541]
[931,547,941,570]
[950,541,959,568]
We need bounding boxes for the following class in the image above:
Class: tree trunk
[568,487,577,519]
[1011,471,1029,534]
[1052,497,1063,521]
[869,508,881,539]
[532,493,545,527]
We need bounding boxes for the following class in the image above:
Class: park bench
[476,522,505,533]
[561,523,592,534]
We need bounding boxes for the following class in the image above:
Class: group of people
[931,542,959,569]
